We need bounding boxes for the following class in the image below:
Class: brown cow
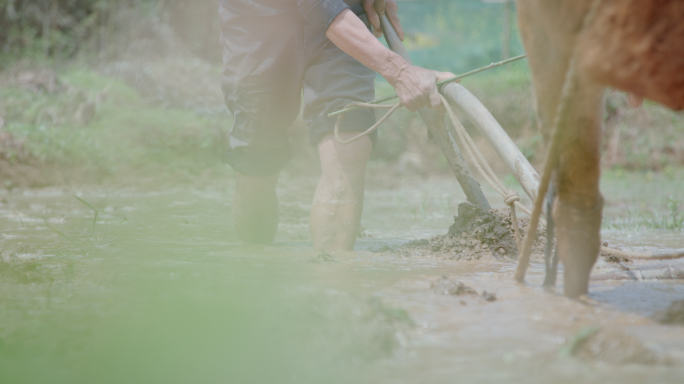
[517,0,684,297]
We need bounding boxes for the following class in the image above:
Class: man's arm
[325,8,454,112]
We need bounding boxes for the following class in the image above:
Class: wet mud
[394,202,548,261]
[431,276,478,296]
[2,177,684,383]
[655,300,684,325]
[571,328,670,365]
[599,243,632,263]
[431,276,497,302]
[592,263,684,281]
[306,252,340,263]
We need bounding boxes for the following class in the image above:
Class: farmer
[219,0,454,252]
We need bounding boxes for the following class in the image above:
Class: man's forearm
[326,8,455,112]
[325,9,408,84]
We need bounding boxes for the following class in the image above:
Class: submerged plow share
[330,1,684,286]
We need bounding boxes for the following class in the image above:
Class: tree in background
[0,0,221,65]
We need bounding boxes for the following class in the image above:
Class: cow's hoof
[554,198,602,298]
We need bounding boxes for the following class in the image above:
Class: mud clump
[600,253,631,263]
[431,276,497,302]
[306,252,339,264]
[600,242,632,263]
[447,202,519,256]
[654,300,684,325]
[396,202,548,261]
[431,276,478,296]
[571,329,669,365]
[481,291,497,302]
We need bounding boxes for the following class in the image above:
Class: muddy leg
[518,0,604,296]
[310,132,372,253]
[554,196,602,297]
[553,79,604,298]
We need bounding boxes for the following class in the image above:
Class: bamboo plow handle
[372,0,491,211]
[376,9,411,62]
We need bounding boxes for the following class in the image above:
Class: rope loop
[504,191,521,207]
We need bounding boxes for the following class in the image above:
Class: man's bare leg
[310,132,372,252]
[233,172,279,244]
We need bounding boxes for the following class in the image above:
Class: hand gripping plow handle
[372,0,491,211]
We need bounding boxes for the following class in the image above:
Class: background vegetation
[0,0,683,188]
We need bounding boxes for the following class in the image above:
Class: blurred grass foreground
[1,0,683,188]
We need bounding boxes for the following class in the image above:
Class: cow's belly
[577,0,684,110]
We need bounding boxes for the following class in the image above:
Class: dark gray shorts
[219,2,377,176]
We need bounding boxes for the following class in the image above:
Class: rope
[333,83,684,265]
[333,102,401,144]
[505,191,523,252]
[439,93,527,250]
[513,60,579,282]
[332,94,530,249]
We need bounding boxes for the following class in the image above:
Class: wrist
[378,51,410,85]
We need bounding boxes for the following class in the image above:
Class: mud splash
[394,202,548,260]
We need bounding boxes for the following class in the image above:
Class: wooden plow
[371,0,541,206]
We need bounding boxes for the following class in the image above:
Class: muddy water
[0,176,683,383]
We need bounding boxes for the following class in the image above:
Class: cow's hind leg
[553,77,604,298]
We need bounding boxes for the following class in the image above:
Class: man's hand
[386,66,456,112]
[363,0,403,40]
[326,9,456,113]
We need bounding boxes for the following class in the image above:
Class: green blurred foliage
[0,0,516,67]
[398,0,523,72]
[0,0,221,65]
[0,67,230,184]
[1,0,112,63]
